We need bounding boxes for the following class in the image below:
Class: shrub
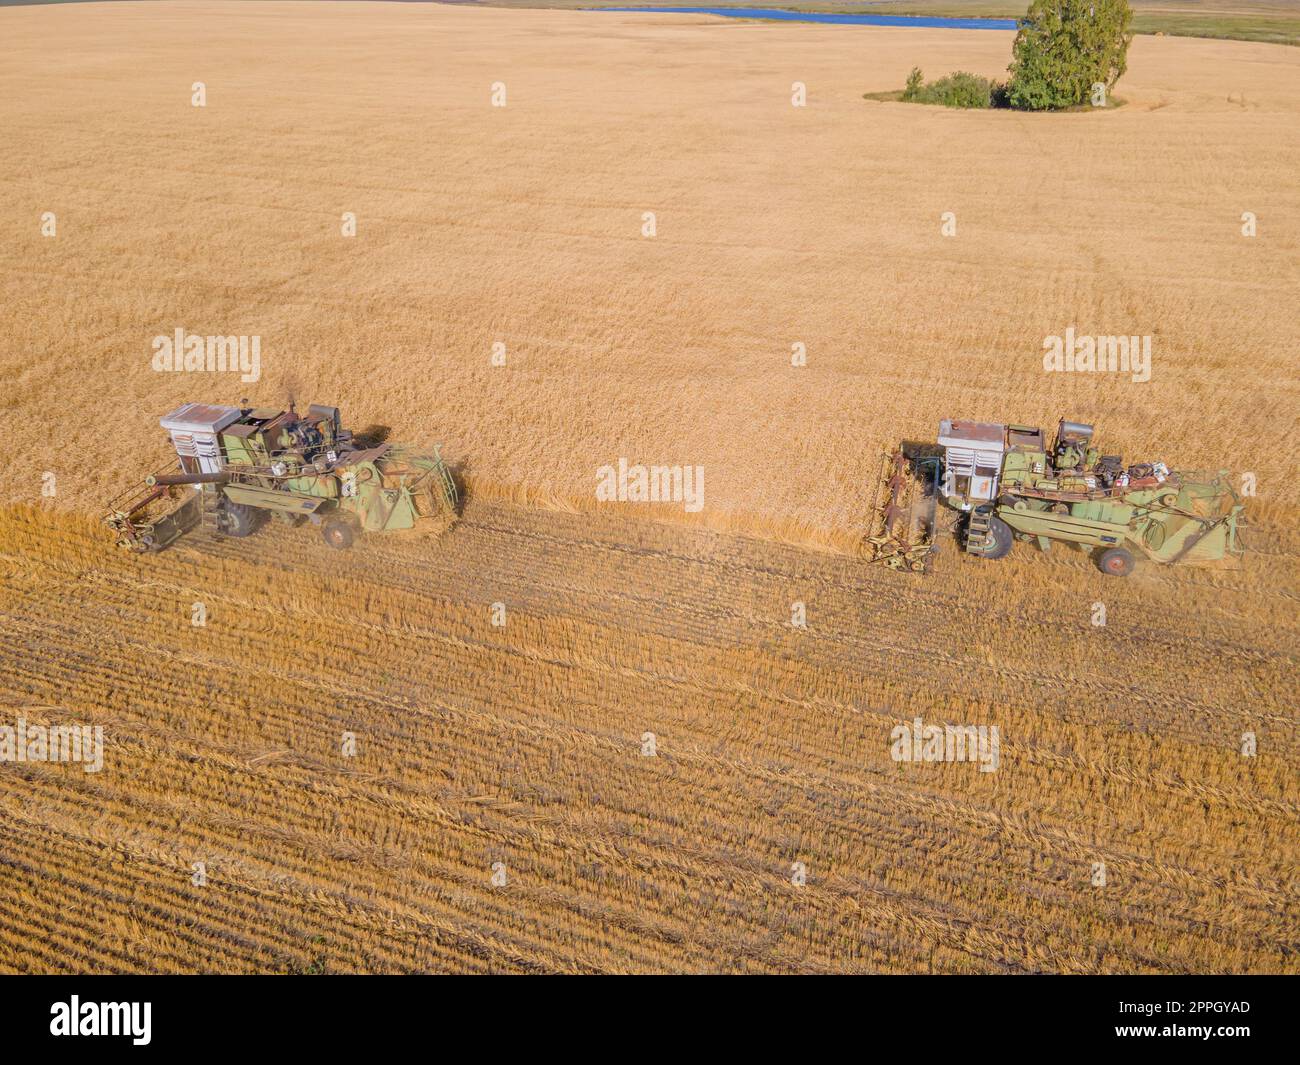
[926,71,999,109]
[1007,0,1134,111]
[902,70,1000,109]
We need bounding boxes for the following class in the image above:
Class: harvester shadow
[897,439,957,552]
[899,439,943,463]
[352,424,391,448]
[446,457,473,516]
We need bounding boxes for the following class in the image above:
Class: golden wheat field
[0,2,1297,974]
[2,2,1299,538]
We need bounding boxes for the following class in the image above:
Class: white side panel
[169,429,223,473]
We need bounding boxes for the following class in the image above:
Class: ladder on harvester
[964,509,992,555]
[200,489,222,532]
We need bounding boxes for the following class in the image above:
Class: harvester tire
[1098,547,1135,577]
[321,517,356,550]
[979,516,1014,560]
[216,502,257,538]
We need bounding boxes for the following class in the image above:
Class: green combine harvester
[105,402,458,552]
[869,418,1245,577]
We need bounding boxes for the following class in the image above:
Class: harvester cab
[105,402,459,553]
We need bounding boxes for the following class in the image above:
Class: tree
[1007,0,1133,111]
[903,67,925,102]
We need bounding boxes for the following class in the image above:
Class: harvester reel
[863,449,938,572]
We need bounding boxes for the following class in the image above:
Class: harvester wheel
[321,517,356,550]
[1098,547,1135,577]
[216,502,257,538]
[975,516,1014,560]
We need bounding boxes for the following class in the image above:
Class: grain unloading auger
[104,402,458,553]
[867,418,1246,577]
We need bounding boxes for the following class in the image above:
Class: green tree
[1007,0,1134,111]
[903,67,925,102]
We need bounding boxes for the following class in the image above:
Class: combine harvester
[867,418,1245,577]
[105,402,458,552]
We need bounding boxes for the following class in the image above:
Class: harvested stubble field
[1,503,1297,973]
[0,2,1297,973]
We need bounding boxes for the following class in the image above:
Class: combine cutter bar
[863,449,939,572]
[103,461,205,552]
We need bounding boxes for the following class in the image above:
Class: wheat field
[0,2,1297,973]
[2,2,1298,542]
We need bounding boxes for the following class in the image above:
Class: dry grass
[0,2,1296,974]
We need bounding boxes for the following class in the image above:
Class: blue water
[598,8,1018,30]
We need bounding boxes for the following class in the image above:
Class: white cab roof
[938,419,1007,452]
[160,403,242,434]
